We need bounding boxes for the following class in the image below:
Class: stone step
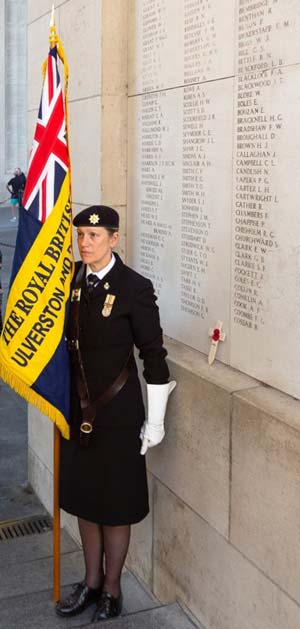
[89,603,202,628]
[0,523,201,628]
[1,529,78,566]
[0,524,167,628]
[0,484,46,521]
[0,549,85,600]
[0,571,161,628]
[0,592,198,629]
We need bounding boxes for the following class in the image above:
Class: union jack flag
[22,47,69,223]
[0,38,73,439]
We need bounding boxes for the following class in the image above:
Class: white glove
[140,381,176,455]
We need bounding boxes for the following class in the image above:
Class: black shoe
[55,581,101,617]
[92,590,123,622]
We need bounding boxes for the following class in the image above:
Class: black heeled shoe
[55,581,102,617]
[92,590,123,622]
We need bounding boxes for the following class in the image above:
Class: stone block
[114,204,127,260]
[27,13,58,111]
[231,63,300,400]
[0,549,84,599]
[27,1,56,25]
[128,0,235,95]
[234,1,300,76]
[28,406,53,473]
[28,447,53,516]
[231,386,300,603]
[61,510,81,546]
[102,0,128,95]
[126,472,154,590]
[153,481,300,629]
[68,97,101,206]
[127,78,235,360]
[59,0,101,102]
[101,94,128,207]
[148,360,231,537]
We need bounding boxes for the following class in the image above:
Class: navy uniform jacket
[68,253,169,431]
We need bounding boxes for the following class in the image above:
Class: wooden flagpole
[49,5,61,603]
[53,425,61,601]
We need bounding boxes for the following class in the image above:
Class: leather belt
[68,263,133,447]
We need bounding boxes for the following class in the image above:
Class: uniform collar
[86,253,116,280]
[80,253,123,294]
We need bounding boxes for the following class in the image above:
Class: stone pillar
[101,0,128,257]
[0,0,5,200]
[0,0,26,200]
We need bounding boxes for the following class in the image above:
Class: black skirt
[59,426,149,526]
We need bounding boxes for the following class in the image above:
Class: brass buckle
[80,421,93,434]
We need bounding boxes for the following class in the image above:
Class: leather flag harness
[67,264,133,447]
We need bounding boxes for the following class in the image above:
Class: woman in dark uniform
[56,206,175,622]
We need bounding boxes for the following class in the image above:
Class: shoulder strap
[68,264,93,424]
[67,262,133,447]
[68,263,85,347]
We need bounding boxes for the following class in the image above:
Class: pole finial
[49,4,58,48]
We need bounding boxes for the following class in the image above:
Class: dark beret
[73,205,119,229]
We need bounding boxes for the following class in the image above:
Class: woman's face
[77,226,119,271]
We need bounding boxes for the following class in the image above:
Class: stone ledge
[147,359,231,537]
[233,385,300,434]
[231,391,300,603]
[153,479,300,629]
[165,337,261,393]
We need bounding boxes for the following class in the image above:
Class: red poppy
[212,328,220,342]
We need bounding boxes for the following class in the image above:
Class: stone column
[0,0,6,199]
[5,0,27,172]
[0,0,27,200]
[101,0,128,257]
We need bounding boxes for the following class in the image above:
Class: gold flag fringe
[0,363,70,440]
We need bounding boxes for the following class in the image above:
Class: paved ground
[0,205,201,628]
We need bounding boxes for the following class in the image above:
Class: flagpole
[53,425,61,602]
[49,5,61,603]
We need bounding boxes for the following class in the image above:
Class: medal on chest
[102,294,116,317]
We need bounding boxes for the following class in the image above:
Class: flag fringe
[0,363,70,440]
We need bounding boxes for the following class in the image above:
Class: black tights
[78,517,131,597]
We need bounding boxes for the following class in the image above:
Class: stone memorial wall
[127,0,300,399]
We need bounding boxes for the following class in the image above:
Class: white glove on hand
[140,381,176,455]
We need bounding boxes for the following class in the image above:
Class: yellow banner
[0,174,74,387]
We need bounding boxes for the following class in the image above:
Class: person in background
[6,167,26,222]
[55,205,176,622]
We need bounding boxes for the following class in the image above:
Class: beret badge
[89,213,100,225]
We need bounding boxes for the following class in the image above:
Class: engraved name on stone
[233,0,288,332]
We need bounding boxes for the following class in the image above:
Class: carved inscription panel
[128,0,300,398]
[128,80,234,359]
[231,1,300,397]
[128,0,235,94]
